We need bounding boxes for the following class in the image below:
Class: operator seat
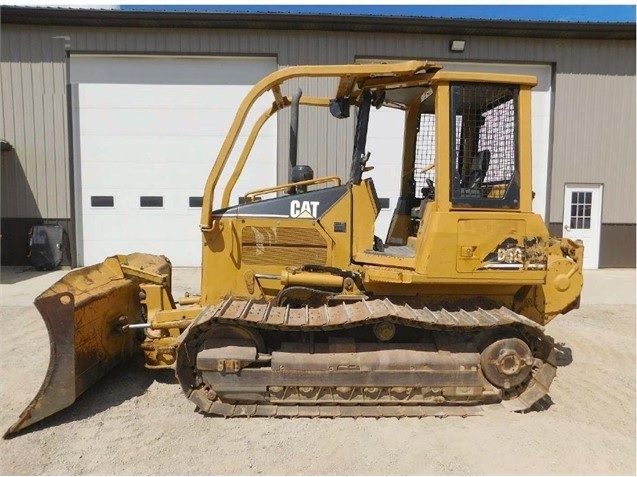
[465,149,491,190]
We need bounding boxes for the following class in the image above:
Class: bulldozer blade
[4,254,168,438]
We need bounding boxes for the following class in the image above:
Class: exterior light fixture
[449,40,466,52]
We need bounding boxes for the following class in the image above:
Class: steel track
[176,298,557,417]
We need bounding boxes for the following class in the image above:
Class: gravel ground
[0,267,635,475]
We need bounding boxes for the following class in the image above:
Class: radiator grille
[241,226,327,266]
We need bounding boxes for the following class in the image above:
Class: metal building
[1,7,635,268]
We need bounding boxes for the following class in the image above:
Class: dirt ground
[0,267,635,475]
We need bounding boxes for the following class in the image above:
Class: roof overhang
[0,7,634,41]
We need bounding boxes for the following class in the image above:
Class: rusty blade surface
[3,255,158,438]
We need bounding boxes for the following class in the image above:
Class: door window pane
[569,189,592,229]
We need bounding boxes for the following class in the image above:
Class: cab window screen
[450,83,519,208]
[414,113,436,198]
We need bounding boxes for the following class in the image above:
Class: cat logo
[290,200,320,219]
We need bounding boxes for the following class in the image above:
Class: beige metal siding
[550,73,636,223]
[1,26,70,218]
[1,24,634,223]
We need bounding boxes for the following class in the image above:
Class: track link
[207,402,486,418]
[202,297,545,332]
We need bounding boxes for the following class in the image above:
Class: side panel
[200,185,352,304]
[456,219,527,273]
[415,211,549,282]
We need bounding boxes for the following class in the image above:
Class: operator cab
[346,77,523,271]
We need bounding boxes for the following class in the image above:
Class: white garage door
[70,55,277,267]
[366,61,552,240]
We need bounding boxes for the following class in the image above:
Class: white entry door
[562,184,603,269]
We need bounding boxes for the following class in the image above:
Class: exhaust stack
[289,88,303,183]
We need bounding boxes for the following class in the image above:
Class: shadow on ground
[555,342,573,367]
[0,266,63,285]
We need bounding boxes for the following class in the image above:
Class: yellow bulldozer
[5,60,583,437]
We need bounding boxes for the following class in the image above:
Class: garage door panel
[78,109,275,139]
[81,161,213,190]
[79,107,249,137]
[71,56,276,86]
[78,126,277,164]
[83,240,201,267]
[80,148,277,194]
[82,213,201,241]
[74,55,277,267]
[82,194,205,216]
[82,190,207,210]
[79,136,228,165]
[78,84,268,109]
[81,158,276,208]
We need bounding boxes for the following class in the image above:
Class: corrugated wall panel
[1,24,634,224]
[550,73,636,223]
[1,26,70,219]
[30,31,49,215]
[6,32,35,217]
[0,57,15,141]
